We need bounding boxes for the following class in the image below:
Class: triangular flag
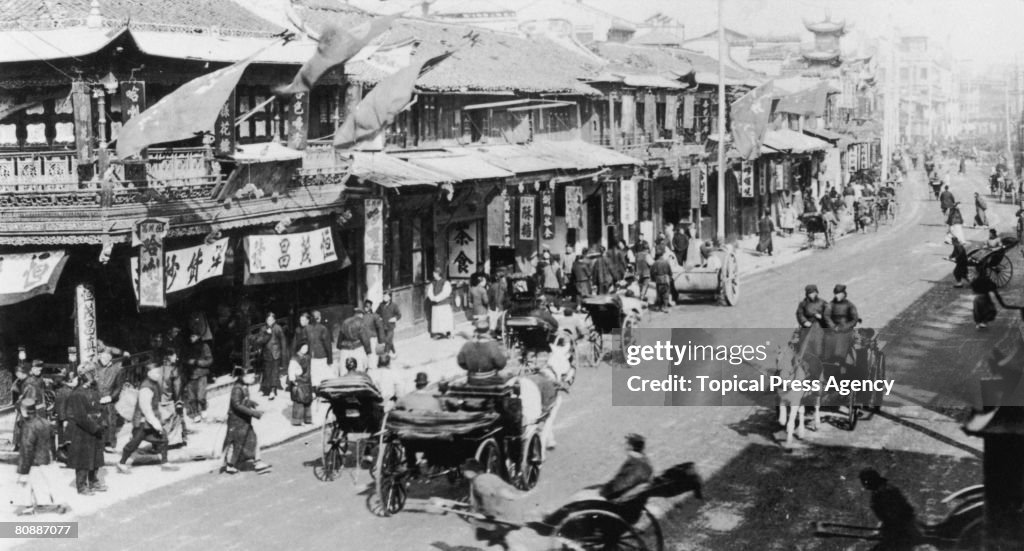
[276,14,399,96]
[730,81,775,161]
[116,55,258,159]
[334,51,454,150]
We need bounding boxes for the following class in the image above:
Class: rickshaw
[579,293,645,366]
[314,376,385,482]
[429,461,705,551]
[502,273,558,368]
[800,212,836,249]
[965,236,1018,288]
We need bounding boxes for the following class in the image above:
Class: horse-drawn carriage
[368,375,558,517]
[965,237,1018,288]
[314,376,384,482]
[667,247,740,305]
[799,212,836,249]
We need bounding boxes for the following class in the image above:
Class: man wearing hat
[825,284,860,364]
[457,319,509,386]
[183,331,213,423]
[254,312,287,399]
[796,285,828,329]
[600,433,653,501]
[395,373,441,413]
[859,468,920,550]
[12,360,45,453]
[338,308,373,373]
[15,398,59,514]
[91,348,123,452]
[117,363,178,474]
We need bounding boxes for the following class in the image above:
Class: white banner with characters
[245,227,337,274]
[131,238,229,298]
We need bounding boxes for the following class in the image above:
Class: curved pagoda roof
[804,18,847,35]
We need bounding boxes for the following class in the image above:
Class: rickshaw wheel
[514,434,543,491]
[989,254,1014,287]
[636,509,665,551]
[550,509,652,550]
[368,474,407,517]
[316,406,345,482]
[846,396,859,431]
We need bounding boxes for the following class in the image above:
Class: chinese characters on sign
[448,221,478,279]
[134,218,169,309]
[364,198,384,264]
[120,81,146,122]
[639,180,652,221]
[71,81,92,164]
[519,195,536,241]
[502,189,513,246]
[540,189,555,240]
[759,161,767,196]
[620,179,637,225]
[859,144,867,171]
[245,228,337,274]
[130,238,229,298]
[75,284,97,367]
[286,91,310,150]
[739,162,754,198]
[774,162,786,192]
[0,250,68,305]
[564,185,582,229]
[604,181,618,225]
[213,91,237,156]
[699,164,708,205]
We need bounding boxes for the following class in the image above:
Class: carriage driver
[824,284,860,332]
[457,320,510,385]
[796,284,828,329]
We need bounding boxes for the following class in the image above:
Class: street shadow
[658,443,981,550]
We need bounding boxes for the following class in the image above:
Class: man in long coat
[939,186,955,216]
[570,255,592,302]
[65,373,106,495]
[457,321,510,385]
[223,368,270,474]
[254,312,287,398]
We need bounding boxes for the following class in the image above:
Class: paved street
[10,164,1013,551]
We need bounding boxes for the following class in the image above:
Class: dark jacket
[377,302,402,325]
[306,322,333,362]
[796,297,828,327]
[255,323,288,369]
[825,299,859,331]
[758,217,774,235]
[338,314,373,354]
[457,337,508,379]
[18,376,44,408]
[17,415,53,475]
[939,190,956,209]
[363,310,386,342]
[672,232,690,255]
[570,258,592,288]
[947,207,963,226]
[227,382,261,430]
[184,340,213,380]
[288,354,313,405]
[65,386,105,470]
[606,249,626,282]
[54,385,72,421]
[486,279,508,311]
[635,251,652,280]
[600,452,653,500]
[591,255,615,292]
[650,257,673,284]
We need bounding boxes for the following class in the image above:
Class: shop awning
[621,74,688,89]
[760,129,831,154]
[526,140,644,170]
[463,145,565,174]
[347,152,452,188]
[398,150,515,181]
[0,250,68,306]
[803,128,852,148]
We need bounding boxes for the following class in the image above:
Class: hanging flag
[334,50,455,150]
[116,50,264,159]
[565,186,582,229]
[775,82,831,117]
[276,15,399,96]
[0,250,69,306]
[119,81,146,121]
[540,188,555,240]
[730,81,775,161]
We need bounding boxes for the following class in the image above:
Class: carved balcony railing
[0,150,80,192]
[301,142,346,175]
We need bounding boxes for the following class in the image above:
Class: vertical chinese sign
[540,188,555,240]
[364,198,384,264]
[75,284,97,367]
[564,186,582,229]
[71,81,92,179]
[638,180,653,221]
[758,161,767,196]
[739,162,754,198]
[689,166,701,206]
[699,164,708,205]
[774,162,786,192]
[213,91,237,157]
[519,194,535,241]
[120,81,147,181]
[502,189,513,246]
[603,181,618,226]
[133,218,169,309]
[448,221,478,279]
[620,179,637,225]
[286,91,310,150]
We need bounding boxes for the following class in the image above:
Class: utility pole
[716,0,726,242]
[881,23,895,183]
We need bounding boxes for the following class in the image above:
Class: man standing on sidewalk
[307,310,334,385]
[92,349,122,453]
[338,309,373,372]
[65,373,105,495]
[183,332,213,423]
[15,398,60,514]
[117,363,179,474]
[362,300,386,370]
[223,367,270,474]
[376,293,401,359]
[650,252,673,312]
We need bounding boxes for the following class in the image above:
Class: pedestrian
[15,398,61,514]
[375,294,400,359]
[672,225,690,265]
[635,241,652,302]
[974,192,989,227]
[286,342,313,426]
[306,310,334,386]
[820,192,834,214]
[650,252,673,312]
[53,368,75,463]
[561,245,577,277]
[158,349,186,448]
[605,241,626,284]
[600,433,653,500]
[949,237,968,288]
[65,373,106,495]
[362,299,385,369]
[796,284,828,328]
[457,319,509,386]
[946,202,965,244]
[858,469,921,551]
[803,193,818,214]
[292,311,311,354]
[469,273,491,324]
[183,331,213,422]
[756,210,775,256]
[426,269,454,339]
[369,353,401,411]
[254,312,287,399]
[972,275,998,330]
[11,360,42,453]
[536,250,563,305]
[487,269,508,336]
[780,203,796,235]
[590,246,615,294]
[89,349,123,453]
[117,363,178,474]
[223,367,271,474]
[337,308,373,371]
[395,373,442,412]
[570,254,593,303]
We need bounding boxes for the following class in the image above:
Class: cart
[428,461,704,551]
[800,213,836,249]
[579,294,645,367]
[966,237,1018,288]
[670,247,740,305]
[502,274,558,368]
[314,377,385,482]
[368,377,551,517]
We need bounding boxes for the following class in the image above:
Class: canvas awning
[760,129,831,154]
[0,250,69,306]
[347,152,451,188]
[398,151,515,181]
[803,128,852,148]
[621,74,688,89]
[233,142,305,163]
[462,145,565,174]
[526,140,644,170]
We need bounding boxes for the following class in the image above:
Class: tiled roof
[0,0,283,35]
[304,13,601,94]
[587,42,694,78]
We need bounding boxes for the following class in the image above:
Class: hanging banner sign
[502,190,513,246]
[130,238,229,298]
[0,250,69,306]
[689,166,701,205]
[519,194,536,241]
[758,161,767,196]
[246,227,338,274]
[638,180,653,221]
[135,218,169,309]
[213,90,237,157]
[448,221,478,279]
[71,81,92,164]
[565,185,583,229]
[364,198,384,264]
[540,188,555,240]
[286,91,310,150]
[75,284,98,367]
[620,179,637,225]
[120,81,146,121]
[739,162,754,198]
[604,181,618,225]
[859,144,867,170]
[774,162,786,191]
[699,164,708,205]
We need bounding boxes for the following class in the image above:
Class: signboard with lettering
[540,189,555,240]
[448,221,478,279]
[689,166,701,205]
[502,189,513,246]
[699,164,708,205]
[519,194,536,241]
[134,218,169,309]
[758,161,767,195]
[130,238,229,298]
[775,162,786,191]
[739,162,754,198]
[75,284,97,367]
[620,179,637,225]
[245,227,338,274]
[603,181,618,225]
[565,185,583,229]
[286,91,310,150]
[213,90,237,156]
[0,250,69,306]
[364,198,384,264]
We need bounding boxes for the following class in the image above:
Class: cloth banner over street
[730,81,774,161]
[448,221,478,279]
[245,227,339,275]
[130,238,229,298]
[0,250,69,306]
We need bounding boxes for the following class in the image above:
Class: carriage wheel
[368,440,407,517]
[717,252,740,306]
[316,407,346,482]
[635,509,666,551]
[514,434,543,491]
[475,438,503,478]
[550,509,651,550]
[846,393,859,431]
[988,254,1014,288]
[620,317,637,359]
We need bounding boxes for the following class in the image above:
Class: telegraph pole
[716,0,726,242]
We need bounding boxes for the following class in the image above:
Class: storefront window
[386,213,432,288]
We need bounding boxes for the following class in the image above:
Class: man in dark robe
[223,368,270,474]
[457,320,509,385]
[254,312,287,399]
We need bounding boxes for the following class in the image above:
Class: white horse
[775,330,823,447]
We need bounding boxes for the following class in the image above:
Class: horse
[776,328,825,447]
